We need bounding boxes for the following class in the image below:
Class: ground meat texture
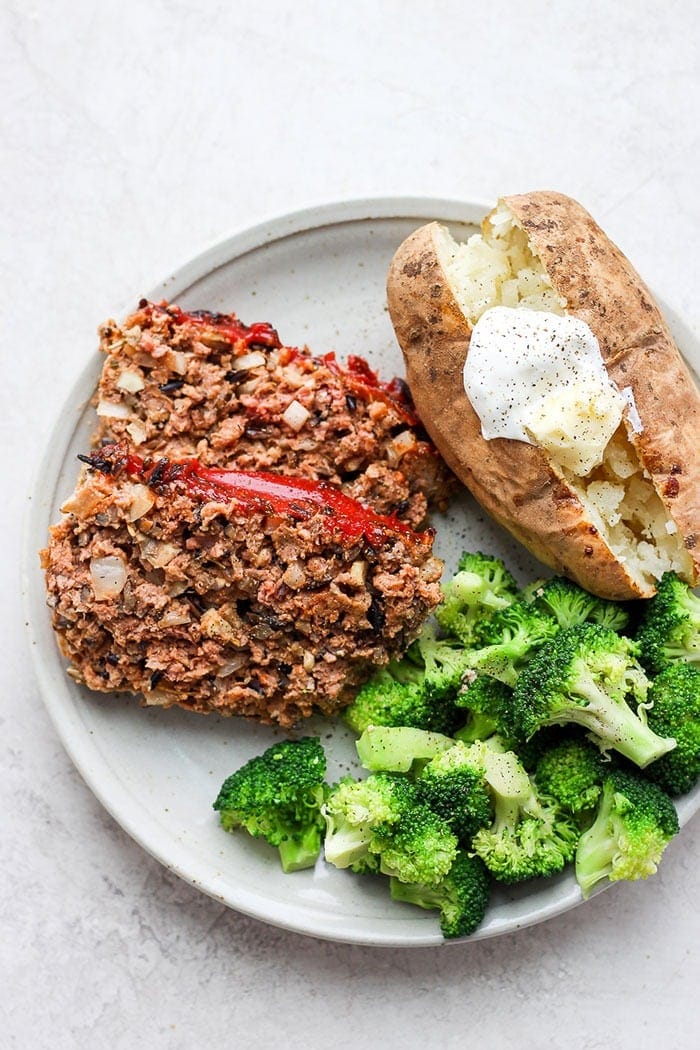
[94,301,453,528]
[41,458,443,727]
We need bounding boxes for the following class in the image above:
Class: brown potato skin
[504,192,700,582]
[386,194,700,599]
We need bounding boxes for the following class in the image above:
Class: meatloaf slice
[42,444,443,726]
[94,301,453,528]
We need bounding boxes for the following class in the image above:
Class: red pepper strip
[140,301,281,350]
[320,352,420,427]
[81,444,433,550]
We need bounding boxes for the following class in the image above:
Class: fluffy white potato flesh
[435,204,694,591]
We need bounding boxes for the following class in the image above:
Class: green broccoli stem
[664,645,700,664]
[468,647,520,688]
[561,673,676,768]
[355,726,455,772]
[454,712,499,744]
[322,825,372,869]
[278,826,323,872]
[390,879,444,911]
[574,789,617,897]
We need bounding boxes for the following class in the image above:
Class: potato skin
[504,192,700,580]
[386,194,700,599]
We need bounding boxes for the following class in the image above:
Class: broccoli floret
[464,599,560,687]
[636,572,700,672]
[453,676,571,769]
[372,804,459,885]
[355,725,455,773]
[454,674,515,743]
[528,576,630,633]
[213,737,327,872]
[470,743,580,883]
[415,623,475,701]
[322,772,415,869]
[344,623,477,736]
[575,768,679,897]
[509,725,572,773]
[415,741,494,842]
[390,851,491,938]
[534,736,608,815]
[435,551,518,645]
[344,663,455,739]
[644,662,700,796]
[323,771,458,884]
[511,624,676,768]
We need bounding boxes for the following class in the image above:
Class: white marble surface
[4,1,700,1046]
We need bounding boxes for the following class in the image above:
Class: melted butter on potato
[464,306,635,476]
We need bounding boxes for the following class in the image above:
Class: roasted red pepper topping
[320,351,419,426]
[80,444,433,550]
[140,300,281,350]
[138,301,419,425]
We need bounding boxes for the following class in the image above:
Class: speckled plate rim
[21,196,700,947]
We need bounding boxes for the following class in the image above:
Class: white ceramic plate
[23,197,700,946]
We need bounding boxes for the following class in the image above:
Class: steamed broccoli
[213,737,328,872]
[355,725,455,773]
[323,770,458,884]
[635,572,700,672]
[390,851,491,938]
[511,624,676,768]
[644,662,700,796]
[343,627,468,736]
[509,725,572,774]
[528,576,630,633]
[415,623,475,701]
[575,768,679,897]
[322,772,415,869]
[464,600,560,687]
[453,674,515,743]
[435,551,518,644]
[534,735,608,815]
[469,743,580,883]
[343,665,456,736]
[371,805,459,885]
[415,741,494,842]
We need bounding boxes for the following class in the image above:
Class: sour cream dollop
[463,307,640,476]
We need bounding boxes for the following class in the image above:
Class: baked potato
[386,191,700,600]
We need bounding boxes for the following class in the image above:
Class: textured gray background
[3,1,699,1047]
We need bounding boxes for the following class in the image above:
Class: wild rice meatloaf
[42,444,443,725]
[94,301,452,527]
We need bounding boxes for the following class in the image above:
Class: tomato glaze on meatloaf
[41,444,444,726]
[94,301,453,527]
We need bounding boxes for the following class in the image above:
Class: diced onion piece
[143,687,173,707]
[234,350,267,371]
[387,429,417,464]
[282,561,306,589]
[282,399,311,432]
[348,560,368,586]
[124,325,142,346]
[141,538,179,568]
[200,608,239,642]
[166,350,190,375]
[159,609,191,627]
[167,580,190,597]
[90,554,127,600]
[126,420,148,446]
[96,399,131,419]
[216,653,249,678]
[124,482,155,522]
[116,370,145,393]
